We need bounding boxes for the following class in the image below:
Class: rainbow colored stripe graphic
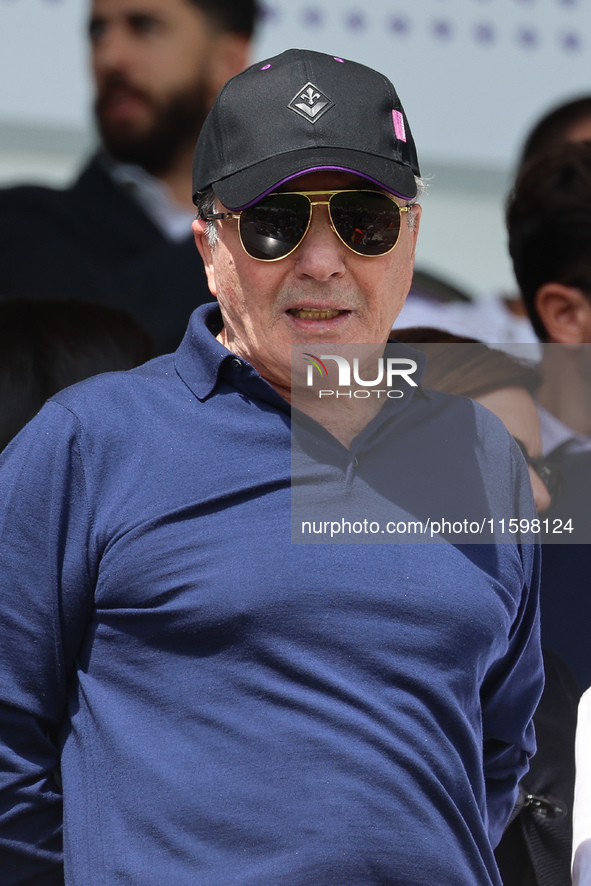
[302,353,329,377]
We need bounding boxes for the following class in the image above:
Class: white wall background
[0,0,589,299]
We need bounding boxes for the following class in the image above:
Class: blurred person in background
[0,0,258,355]
[573,687,591,886]
[507,141,591,459]
[517,96,591,169]
[0,299,154,452]
[394,326,580,886]
[506,140,591,691]
[395,94,591,345]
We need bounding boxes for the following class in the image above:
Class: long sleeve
[0,403,95,884]
[480,540,543,847]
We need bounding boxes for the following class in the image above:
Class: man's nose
[292,206,347,283]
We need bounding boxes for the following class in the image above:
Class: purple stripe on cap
[234,167,411,209]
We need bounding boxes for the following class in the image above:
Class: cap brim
[212,147,418,209]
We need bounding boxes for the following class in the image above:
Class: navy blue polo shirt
[0,304,542,886]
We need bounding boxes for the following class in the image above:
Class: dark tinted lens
[329,191,402,256]
[239,194,311,260]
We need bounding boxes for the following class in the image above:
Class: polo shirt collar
[174,304,288,410]
[174,303,429,409]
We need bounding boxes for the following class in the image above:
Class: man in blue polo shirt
[0,49,542,885]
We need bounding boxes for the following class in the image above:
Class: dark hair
[188,0,260,37]
[393,327,541,398]
[0,299,154,452]
[506,142,591,340]
[519,95,591,168]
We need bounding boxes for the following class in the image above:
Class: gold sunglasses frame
[204,189,411,262]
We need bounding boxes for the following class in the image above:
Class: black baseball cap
[192,48,420,210]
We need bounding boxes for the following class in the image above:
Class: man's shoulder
[0,177,74,214]
[0,155,155,237]
[417,386,512,449]
[51,353,178,419]
[0,158,106,238]
[0,154,172,294]
[21,355,186,469]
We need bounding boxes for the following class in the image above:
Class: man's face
[90,0,244,174]
[193,172,421,396]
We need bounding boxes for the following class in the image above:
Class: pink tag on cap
[392,110,407,143]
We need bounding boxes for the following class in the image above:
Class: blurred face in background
[476,386,552,513]
[89,0,249,174]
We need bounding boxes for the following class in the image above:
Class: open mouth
[287,308,346,321]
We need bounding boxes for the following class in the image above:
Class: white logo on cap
[288,82,334,123]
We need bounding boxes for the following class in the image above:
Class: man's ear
[192,219,217,298]
[535,282,591,343]
[204,34,251,108]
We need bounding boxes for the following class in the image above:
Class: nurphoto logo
[302,352,418,399]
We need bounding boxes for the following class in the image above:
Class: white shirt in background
[573,688,591,886]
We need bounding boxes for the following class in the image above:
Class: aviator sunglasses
[204,189,411,262]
